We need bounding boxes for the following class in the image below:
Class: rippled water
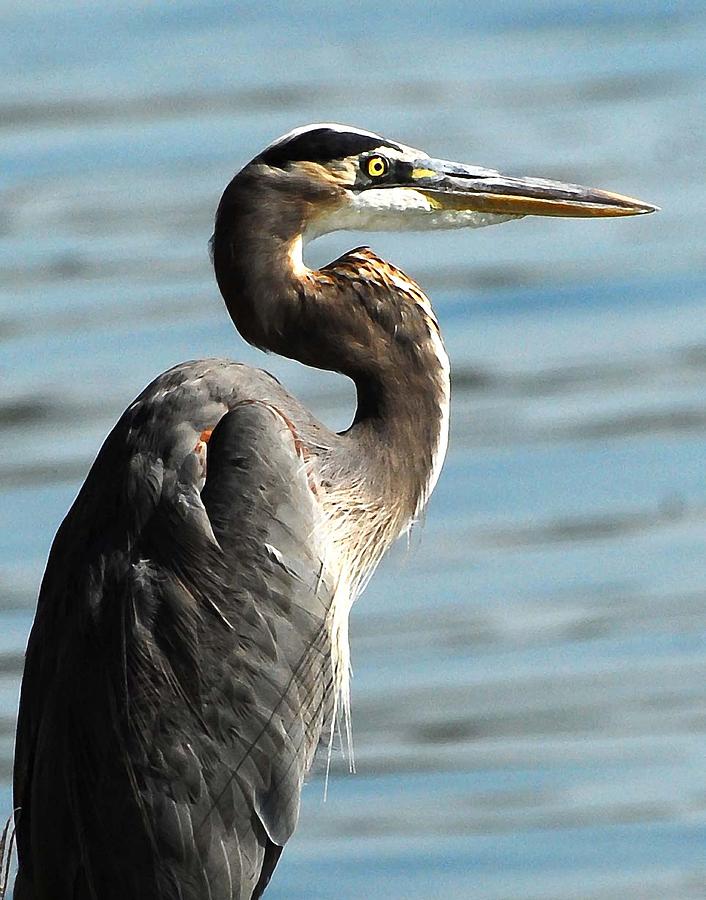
[1,1,706,897]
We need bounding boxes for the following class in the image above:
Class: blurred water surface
[1,1,706,897]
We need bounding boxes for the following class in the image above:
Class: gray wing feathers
[14,364,336,900]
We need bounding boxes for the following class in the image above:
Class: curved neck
[212,175,450,522]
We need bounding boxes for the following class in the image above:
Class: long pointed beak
[408,158,658,218]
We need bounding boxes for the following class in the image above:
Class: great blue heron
[11,124,656,899]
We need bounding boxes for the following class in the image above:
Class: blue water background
[1,1,705,897]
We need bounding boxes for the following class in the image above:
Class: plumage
[14,364,338,899]
[11,124,656,900]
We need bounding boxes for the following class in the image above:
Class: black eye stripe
[257,129,403,168]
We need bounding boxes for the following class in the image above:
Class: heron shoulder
[15,359,340,898]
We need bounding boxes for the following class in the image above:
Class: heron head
[245,123,657,238]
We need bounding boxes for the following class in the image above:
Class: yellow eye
[365,156,389,178]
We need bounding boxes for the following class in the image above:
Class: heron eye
[365,156,389,178]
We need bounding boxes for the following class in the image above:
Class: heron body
[12,124,655,899]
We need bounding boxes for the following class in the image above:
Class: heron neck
[213,192,450,522]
